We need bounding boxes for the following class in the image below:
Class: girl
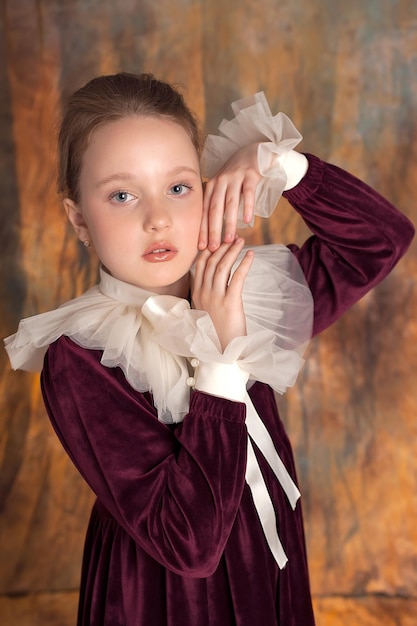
[5,72,414,626]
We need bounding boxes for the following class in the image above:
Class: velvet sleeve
[41,336,248,577]
[283,154,415,336]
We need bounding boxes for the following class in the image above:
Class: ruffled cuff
[200,91,305,226]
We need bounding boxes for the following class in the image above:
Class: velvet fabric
[40,154,414,626]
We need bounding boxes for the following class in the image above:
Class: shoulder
[47,334,103,364]
[45,335,105,381]
[43,336,155,413]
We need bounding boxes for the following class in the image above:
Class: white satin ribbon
[245,394,300,509]
[244,393,299,569]
[246,439,288,568]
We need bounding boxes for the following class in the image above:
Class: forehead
[88,115,195,151]
[80,115,200,184]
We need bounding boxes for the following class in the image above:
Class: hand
[199,143,263,252]
[192,238,254,352]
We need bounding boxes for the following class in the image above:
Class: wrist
[276,150,309,190]
[193,361,249,402]
[258,146,308,190]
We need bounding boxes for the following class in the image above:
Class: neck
[101,266,192,300]
[156,272,191,299]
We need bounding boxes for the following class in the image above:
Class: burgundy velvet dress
[41,154,414,626]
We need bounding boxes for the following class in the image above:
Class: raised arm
[200,142,414,338]
[284,154,415,335]
[199,94,414,338]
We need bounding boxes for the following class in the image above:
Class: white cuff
[194,361,249,402]
[276,150,309,190]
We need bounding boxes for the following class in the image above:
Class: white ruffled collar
[5,244,313,423]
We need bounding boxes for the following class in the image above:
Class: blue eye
[110,191,134,203]
[169,184,192,196]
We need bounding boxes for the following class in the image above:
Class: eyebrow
[96,173,135,188]
[96,166,199,188]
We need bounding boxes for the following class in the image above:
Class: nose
[142,199,172,232]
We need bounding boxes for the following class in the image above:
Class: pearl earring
[83,240,91,248]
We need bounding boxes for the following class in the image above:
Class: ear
[63,199,91,245]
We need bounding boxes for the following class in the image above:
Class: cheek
[86,218,128,255]
[193,195,204,224]
[188,211,203,238]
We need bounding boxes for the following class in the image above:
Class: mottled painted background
[1,1,416,624]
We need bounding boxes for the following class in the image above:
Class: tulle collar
[5,245,313,423]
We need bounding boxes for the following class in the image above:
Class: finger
[226,249,254,297]
[192,244,223,309]
[222,179,244,243]
[205,181,229,252]
[241,174,259,224]
[206,238,246,294]
[193,248,211,292]
[198,182,213,250]
[198,217,208,251]
[195,239,242,300]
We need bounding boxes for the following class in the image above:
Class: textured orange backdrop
[1,1,416,624]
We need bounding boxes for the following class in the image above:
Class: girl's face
[64,115,203,297]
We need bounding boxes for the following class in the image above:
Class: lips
[142,242,178,263]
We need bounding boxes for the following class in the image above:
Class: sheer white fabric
[5,245,312,423]
[201,91,303,227]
